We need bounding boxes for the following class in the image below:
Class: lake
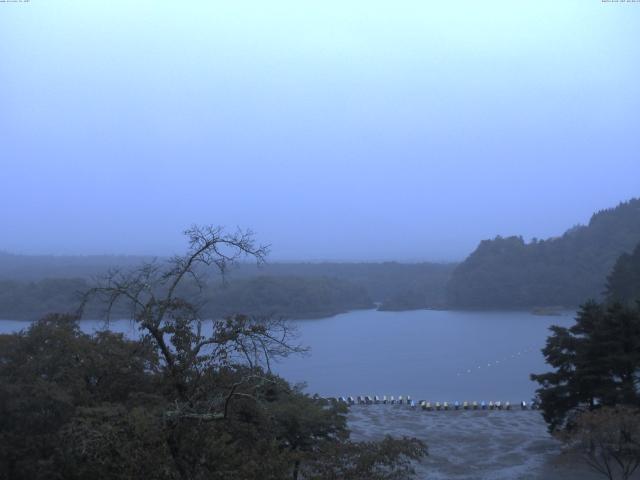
[0,309,573,403]
[276,309,574,403]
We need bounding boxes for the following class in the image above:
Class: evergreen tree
[531,301,640,432]
[606,242,640,307]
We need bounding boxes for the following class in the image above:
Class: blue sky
[1,1,639,260]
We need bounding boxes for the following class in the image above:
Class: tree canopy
[531,301,640,432]
[561,406,640,480]
[606,241,640,307]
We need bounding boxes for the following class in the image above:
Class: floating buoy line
[325,345,544,412]
[454,346,538,377]
[331,396,539,411]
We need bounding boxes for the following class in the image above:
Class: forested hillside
[447,198,640,308]
[606,241,640,306]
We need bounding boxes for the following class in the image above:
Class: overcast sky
[1,1,638,261]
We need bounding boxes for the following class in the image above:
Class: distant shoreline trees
[0,275,374,322]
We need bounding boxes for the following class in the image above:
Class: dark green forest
[0,256,454,320]
[0,276,373,321]
[605,242,640,307]
[447,198,640,308]
[230,262,455,310]
[204,276,373,319]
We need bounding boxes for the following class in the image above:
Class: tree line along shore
[1,198,639,320]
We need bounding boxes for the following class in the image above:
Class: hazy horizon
[0,195,637,263]
[2,1,639,261]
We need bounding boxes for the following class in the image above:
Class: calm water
[0,309,574,403]
[276,309,574,402]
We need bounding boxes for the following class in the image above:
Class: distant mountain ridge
[446,198,640,308]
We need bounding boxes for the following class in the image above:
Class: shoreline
[0,306,577,324]
[348,405,602,480]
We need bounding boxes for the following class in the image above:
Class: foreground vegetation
[0,226,426,480]
[532,245,640,479]
[0,315,425,480]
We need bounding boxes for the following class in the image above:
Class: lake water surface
[0,309,574,403]
[276,309,574,403]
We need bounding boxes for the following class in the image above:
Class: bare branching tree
[562,406,640,480]
[79,225,305,403]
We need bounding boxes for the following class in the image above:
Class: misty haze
[1,2,640,480]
